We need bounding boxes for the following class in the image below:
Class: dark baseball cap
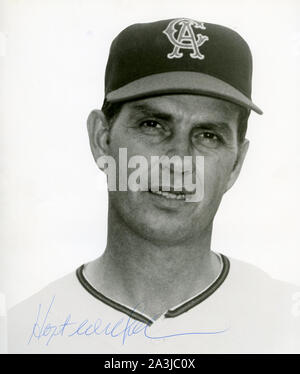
[102,18,263,115]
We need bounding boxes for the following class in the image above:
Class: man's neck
[84,207,221,319]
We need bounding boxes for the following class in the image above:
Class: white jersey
[0,293,7,354]
[8,254,300,354]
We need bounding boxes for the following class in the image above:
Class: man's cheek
[204,162,230,197]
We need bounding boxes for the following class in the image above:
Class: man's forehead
[122,94,241,122]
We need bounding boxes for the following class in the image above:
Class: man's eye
[139,120,163,132]
[194,132,222,148]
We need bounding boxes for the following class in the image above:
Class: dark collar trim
[76,253,230,324]
[164,254,230,318]
[76,265,153,326]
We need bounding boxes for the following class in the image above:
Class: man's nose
[164,133,194,173]
[165,131,192,158]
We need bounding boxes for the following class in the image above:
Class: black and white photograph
[1,0,300,355]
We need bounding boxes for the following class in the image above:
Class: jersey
[0,293,7,354]
[8,254,300,354]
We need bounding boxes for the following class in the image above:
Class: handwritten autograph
[28,296,228,346]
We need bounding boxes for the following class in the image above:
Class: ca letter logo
[163,18,209,60]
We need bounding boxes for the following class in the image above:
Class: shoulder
[225,255,300,302]
[8,268,126,353]
[9,271,82,318]
[227,255,299,292]
[216,255,300,352]
[225,255,300,327]
[8,270,87,353]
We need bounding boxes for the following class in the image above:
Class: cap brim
[106,71,263,115]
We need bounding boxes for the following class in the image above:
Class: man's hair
[102,100,123,128]
[237,107,250,144]
[102,100,250,145]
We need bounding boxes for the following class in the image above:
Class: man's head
[99,17,259,147]
[87,18,261,244]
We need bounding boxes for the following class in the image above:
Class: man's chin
[130,210,195,245]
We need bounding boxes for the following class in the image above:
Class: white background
[1,0,300,308]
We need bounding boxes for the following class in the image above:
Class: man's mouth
[149,189,186,200]
[148,186,195,201]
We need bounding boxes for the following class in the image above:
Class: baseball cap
[102,18,263,115]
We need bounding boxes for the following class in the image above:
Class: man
[8,18,300,354]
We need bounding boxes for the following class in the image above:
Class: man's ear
[225,139,249,192]
[87,110,110,165]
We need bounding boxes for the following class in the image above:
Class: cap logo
[163,19,209,60]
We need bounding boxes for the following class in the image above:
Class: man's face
[105,94,247,245]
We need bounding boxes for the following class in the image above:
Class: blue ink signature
[28,296,228,346]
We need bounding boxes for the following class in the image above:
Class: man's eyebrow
[128,103,174,121]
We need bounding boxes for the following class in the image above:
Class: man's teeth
[150,190,186,200]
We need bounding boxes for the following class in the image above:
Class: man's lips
[149,189,186,200]
[149,186,196,194]
[148,186,196,201]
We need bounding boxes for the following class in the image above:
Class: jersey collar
[76,253,230,326]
